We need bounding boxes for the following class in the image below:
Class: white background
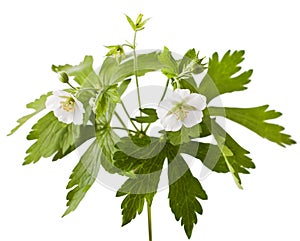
[1,0,299,240]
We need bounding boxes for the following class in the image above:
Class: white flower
[46,90,85,125]
[157,89,206,131]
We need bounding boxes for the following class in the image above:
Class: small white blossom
[46,90,85,125]
[157,89,206,131]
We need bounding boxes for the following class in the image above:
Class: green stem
[133,30,143,131]
[111,127,137,133]
[147,202,153,241]
[67,82,77,90]
[145,78,170,134]
[114,111,127,129]
[144,123,151,134]
[120,101,139,131]
[160,78,170,102]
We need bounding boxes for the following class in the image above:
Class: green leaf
[99,51,163,86]
[167,145,207,239]
[179,49,197,73]
[129,133,151,147]
[115,137,168,225]
[8,92,51,136]
[125,14,149,32]
[208,105,296,147]
[139,108,157,116]
[131,116,157,124]
[64,122,120,216]
[198,50,253,102]
[178,48,206,76]
[205,118,255,188]
[115,138,208,236]
[132,109,158,125]
[96,126,120,174]
[95,85,120,119]
[94,86,122,174]
[131,108,158,124]
[117,79,131,96]
[181,142,229,173]
[167,124,202,146]
[52,56,101,88]
[114,137,165,174]
[52,125,96,161]
[116,193,147,226]
[158,46,178,78]
[179,77,199,93]
[24,112,80,165]
[63,140,102,217]
[125,15,137,31]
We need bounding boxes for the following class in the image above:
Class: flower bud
[58,72,69,83]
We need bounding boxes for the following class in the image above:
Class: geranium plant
[9,14,295,240]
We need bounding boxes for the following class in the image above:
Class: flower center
[61,97,75,112]
[169,103,188,121]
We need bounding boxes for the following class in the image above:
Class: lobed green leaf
[115,138,167,225]
[208,105,296,146]
[158,46,179,78]
[167,124,202,146]
[99,51,163,86]
[24,112,80,165]
[198,50,252,102]
[8,92,51,136]
[52,56,101,88]
[167,146,207,239]
[63,140,102,216]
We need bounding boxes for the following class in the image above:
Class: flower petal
[157,100,173,119]
[53,90,71,98]
[73,108,84,125]
[174,88,190,99]
[54,109,73,124]
[45,95,61,111]
[60,113,73,124]
[74,98,85,113]
[161,114,182,131]
[185,93,207,111]
[168,90,185,104]
[182,110,203,128]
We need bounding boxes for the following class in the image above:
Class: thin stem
[144,123,151,134]
[114,111,127,129]
[133,30,143,131]
[111,127,137,133]
[160,78,170,102]
[67,82,77,90]
[120,101,139,131]
[144,78,170,134]
[147,202,153,241]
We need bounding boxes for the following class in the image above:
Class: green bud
[58,72,69,83]
[105,45,125,64]
[136,14,144,25]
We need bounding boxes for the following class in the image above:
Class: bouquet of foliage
[9,14,295,240]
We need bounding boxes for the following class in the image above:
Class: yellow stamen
[61,97,75,112]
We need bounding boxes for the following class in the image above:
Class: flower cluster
[46,87,206,132]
